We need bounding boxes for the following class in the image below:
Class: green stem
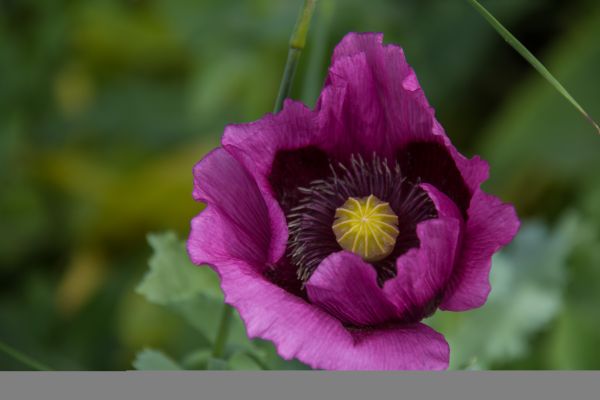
[274,0,318,113]
[466,0,599,135]
[301,0,335,106]
[0,338,52,371]
[212,304,233,359]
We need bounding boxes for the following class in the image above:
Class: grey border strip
[1,371,599,400]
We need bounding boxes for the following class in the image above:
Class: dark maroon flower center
[266,142,470,297]
[288,154,436,285]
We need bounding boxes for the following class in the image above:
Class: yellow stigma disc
[332,194,399,262]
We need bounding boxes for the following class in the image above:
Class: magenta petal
[188,148,270,268]
[421,183,463,221]
[441,189,520,311]
[343,323,449,370]
[305,251,398,326]
[316,33,437,160]
[222,100,322,263]
[426,123,491,198]
[384,217,461,321]
[451,151,490,196]
[218,259,449,370]
[188,206,247,266]
[186,32,521,371]
[317,32,489,213]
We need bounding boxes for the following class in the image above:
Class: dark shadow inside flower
[268,146,331,216]
[397,142,472,219]
[265,140,471,326]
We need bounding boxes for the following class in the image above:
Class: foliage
[428,214,580,369]
[133,349,183,371]
[134,232,307,370]
[1,0,599,370]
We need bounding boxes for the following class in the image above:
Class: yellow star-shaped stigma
[332,194,399,262]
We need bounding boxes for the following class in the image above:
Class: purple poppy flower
[187,33,519,370]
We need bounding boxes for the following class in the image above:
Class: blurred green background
[1,0,599,370]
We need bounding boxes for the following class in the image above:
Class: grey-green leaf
[173,298,255,351]
[133,349,182,370]
[427,214,579,369]
[205,357,230,370]
[136,231,221,305]
[137,231,256,352]
[228,351,264,370]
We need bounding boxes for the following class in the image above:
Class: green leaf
[205,357,230,370]
[169,350,231,371]
[137,232,256,352]
[133,349,182,370]
[428,214,579,369]
[174,299,255,351]
[182,348,213,370]
[546,216,600,369]
[136,231,311,369]
[252,340,311,370]
[228,351,264,370]
[136,231,221,304]
[466,0,599,134]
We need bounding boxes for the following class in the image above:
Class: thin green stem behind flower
[274,0,318,113]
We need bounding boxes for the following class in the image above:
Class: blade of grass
[0,338,53,371]
[274,0,318,113]
[466,0,599,134]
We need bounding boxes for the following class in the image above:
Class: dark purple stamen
[287,154,437,286]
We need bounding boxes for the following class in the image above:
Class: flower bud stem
[274,0,317,113]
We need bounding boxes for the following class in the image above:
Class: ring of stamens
[332,195,399,262]
[286,154,437,286]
